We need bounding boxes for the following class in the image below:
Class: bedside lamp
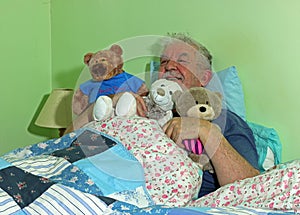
[35,88,74,137]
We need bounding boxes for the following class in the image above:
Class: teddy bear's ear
[215,92,223,100]
[84,53,94,65]
[110,44,123,56]
[172,90,183,103]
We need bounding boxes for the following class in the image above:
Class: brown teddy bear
[72,44,148,116]
[172,87,223,173]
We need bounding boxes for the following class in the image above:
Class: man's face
[158,41,204,89]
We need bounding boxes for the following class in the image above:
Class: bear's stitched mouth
[91,64,107,77]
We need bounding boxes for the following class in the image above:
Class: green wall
[1,0,299,162]
[0,0,56,153]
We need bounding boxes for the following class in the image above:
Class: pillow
[210,66,246,120]
[247,121,282,172]
[149,61,246,120]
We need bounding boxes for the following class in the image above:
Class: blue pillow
[247,121,282,172]
[149,61,246,120]
[213,66,246,120]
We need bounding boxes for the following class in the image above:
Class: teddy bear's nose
[91,64,107,76]
[157,88,165,96]
[199,106,207,112]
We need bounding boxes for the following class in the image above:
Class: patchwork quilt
[0,116,299,214]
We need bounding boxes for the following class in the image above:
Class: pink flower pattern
[89,116,202,207]
[188,160,300,214]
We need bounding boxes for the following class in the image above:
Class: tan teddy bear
[72,44,148,116]
[172,87,223,172]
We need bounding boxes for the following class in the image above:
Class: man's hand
[132,93,148,117]
[163,117,202,147]
[163,117,221,149]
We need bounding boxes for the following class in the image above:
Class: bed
[0,65,299,214]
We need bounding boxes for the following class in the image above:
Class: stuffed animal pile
[73,43,223,173]
[172,87,223,172]
[93,79,182,127]
[72,44,148,116]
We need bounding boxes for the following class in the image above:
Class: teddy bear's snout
[91,64,107,77]
[199,106,207,113]
[157,88,165,96]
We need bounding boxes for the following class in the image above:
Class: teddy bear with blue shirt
[72,44,148,116]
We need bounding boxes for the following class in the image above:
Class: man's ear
[84,53,94,65]
[200,70,212,86]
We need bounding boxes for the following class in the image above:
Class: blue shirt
[80,71,145,104]
[198,109,259,197]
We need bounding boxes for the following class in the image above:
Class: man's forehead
[161,41,197,58]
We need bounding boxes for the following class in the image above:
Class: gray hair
[163,32,213,70]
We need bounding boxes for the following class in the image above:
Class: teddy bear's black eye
[161,84,165,87]
[195,101,199,104]
[206,101,209,105]
[169,91,173,95]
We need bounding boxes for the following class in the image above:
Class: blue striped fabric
[9,155,71,178]
[0,189,20,214]
[23,184,109,215]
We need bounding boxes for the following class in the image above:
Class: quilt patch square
[0,166,54,208]
[52,129,117,163]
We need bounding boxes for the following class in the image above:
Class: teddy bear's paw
[93,96,113,121]
[115,92,137,117]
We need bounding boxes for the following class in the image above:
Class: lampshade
[35,88,74,129]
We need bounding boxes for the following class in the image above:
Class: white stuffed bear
[93,79,182,127]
